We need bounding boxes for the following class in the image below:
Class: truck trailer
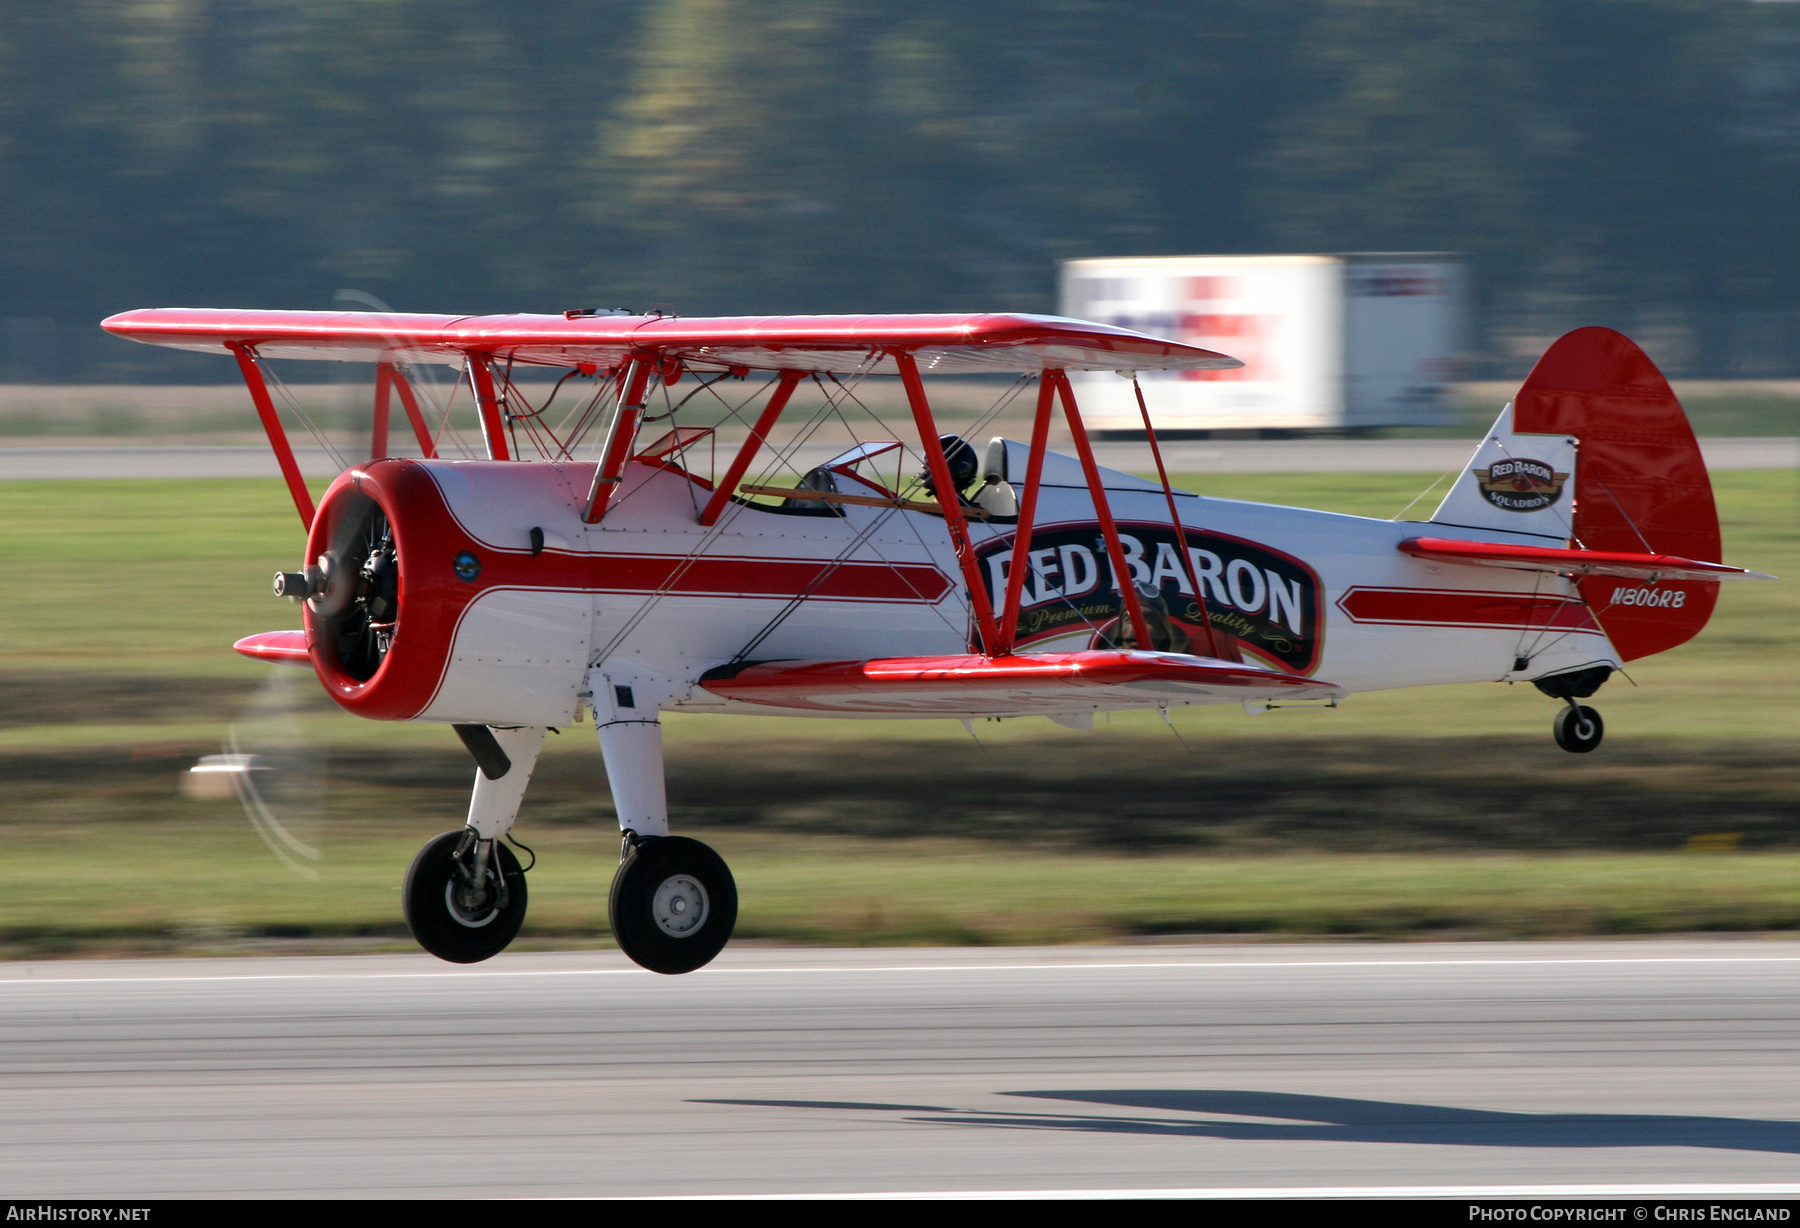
[1060,253,1464,436]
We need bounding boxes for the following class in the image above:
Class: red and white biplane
[101,307,1770,972]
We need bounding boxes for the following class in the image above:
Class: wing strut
[466,355,511,460]
[1056,370,1153,651]
[896,351,1002,654]
[1132,374,1226,659]
[373,361,436,460]
[370,366,388,461]
[583,357,656,523]
[698,371,803,526]
[992,372,1057,654]
[228,343,314,528]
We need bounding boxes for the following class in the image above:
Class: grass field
[11,819,1800,957]
[0,469,1794,954]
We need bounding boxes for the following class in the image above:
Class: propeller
[183,290,410,879]
[201,479,399,876]
[187,667,329,880]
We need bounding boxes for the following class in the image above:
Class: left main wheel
[404,830,528,963]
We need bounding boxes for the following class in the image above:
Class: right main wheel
[609,836,737,975]
[1553,704,1604,753]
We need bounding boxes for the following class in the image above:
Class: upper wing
[100,309,1241,376]
[698,651,1343,717]
[1400,536,1774,583]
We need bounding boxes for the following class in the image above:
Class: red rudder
[1513,327,1720,661]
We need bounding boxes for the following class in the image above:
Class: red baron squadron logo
[1474,458,1568,512]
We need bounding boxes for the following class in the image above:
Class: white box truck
[1059,253,1464,435]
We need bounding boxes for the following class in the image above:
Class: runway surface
[2,941,1798,1198]
[3,435,1795,479]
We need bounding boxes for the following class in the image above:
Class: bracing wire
[412,361,479,459]
[732,369,1036,657]
[589,369,864,662]
[257,360,349,473]
[1390,463,1462,521]
[590,359,1037,668]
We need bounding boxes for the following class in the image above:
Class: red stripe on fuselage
[378,541,951,606]
[590,553,953,603]
[1336,587,1601,632]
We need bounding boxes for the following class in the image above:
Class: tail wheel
[1553,704,1604,754]
[609,836,737,975]
[404,830,528,963]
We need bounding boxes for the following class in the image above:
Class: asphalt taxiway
[1,941,1797,1198]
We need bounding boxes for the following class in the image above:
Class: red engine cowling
[299,459,594,723]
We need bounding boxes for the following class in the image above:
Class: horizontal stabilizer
[234,630,312,668]
[699,651,1342,717]
[1399,537,1773,583]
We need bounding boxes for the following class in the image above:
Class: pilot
[918,434,981,504]
[917,435,1021,519]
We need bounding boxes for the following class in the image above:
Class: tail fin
[1429,402,1578,543]
[1435,327,1720,662]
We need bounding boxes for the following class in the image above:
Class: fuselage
[305,444,1618,728]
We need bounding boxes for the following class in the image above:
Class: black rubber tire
[1553,704,1604,754]
[403,830,528,964]
[609,836,737,975]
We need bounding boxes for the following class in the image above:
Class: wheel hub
[652,874,709,938]
[446,875,499,928]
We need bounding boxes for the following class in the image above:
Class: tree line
[2,0,1796,379]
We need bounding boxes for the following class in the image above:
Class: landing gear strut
[1534,665,1612,754]
[406,724,546,964]
[594,665,737,975]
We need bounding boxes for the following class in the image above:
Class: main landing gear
[404,669,738,975]
[404,828,528,963]
[404,723,544,963]
[593,670,737,975]
[1533,665,1612,754]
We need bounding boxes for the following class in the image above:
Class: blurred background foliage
[5,0,1800,379]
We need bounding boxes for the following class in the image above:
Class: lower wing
[698,651,1343,716]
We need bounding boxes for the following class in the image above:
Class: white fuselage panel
[414,456,1618,725]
